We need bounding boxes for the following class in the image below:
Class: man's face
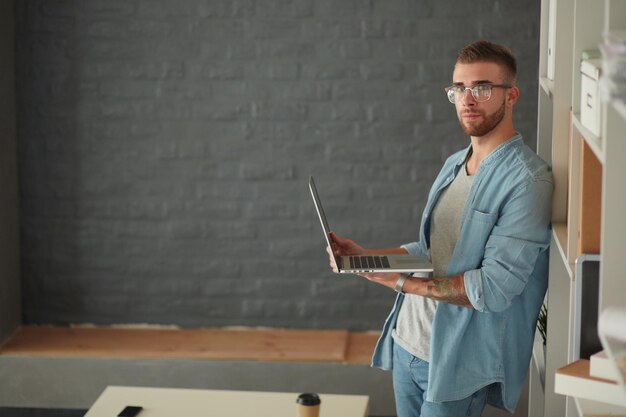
[451,62,511,138]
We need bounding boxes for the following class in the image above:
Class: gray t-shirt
[392,164,473,361]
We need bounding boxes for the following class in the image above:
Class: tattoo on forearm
[424,276,473,308]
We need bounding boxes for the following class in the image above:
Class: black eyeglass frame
[444,83,512,104]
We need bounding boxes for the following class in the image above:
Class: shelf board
[555,359,626,407]
[572,113,605,164]
[540,77,554,98]
[553,223,575,279]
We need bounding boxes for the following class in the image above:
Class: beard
[458,98,506,137]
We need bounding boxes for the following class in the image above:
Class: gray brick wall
[17,0,540,330]
[1,0,20,345]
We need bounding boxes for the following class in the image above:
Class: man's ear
[507,86,520,107]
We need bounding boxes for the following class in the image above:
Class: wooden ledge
[556,359,617,385]
[0,326,379,365]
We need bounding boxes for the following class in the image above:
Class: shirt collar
[455,132,523,168]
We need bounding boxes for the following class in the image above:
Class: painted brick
[189,62,245,80]
[251,101,308,120]
[79,0,135,17]
[301,19,362,39]
[197,0,256,18]
[256,0,314,18]
[332,81,390,100]
[252,62,300,80]
[256,40,317,59]
[315,0,372,17]
[371,0,434,18]
[301,62,361,80]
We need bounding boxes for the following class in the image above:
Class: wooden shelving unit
[572,114,604,164]
[531,0,626,416]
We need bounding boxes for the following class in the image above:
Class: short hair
[456,40,517,84]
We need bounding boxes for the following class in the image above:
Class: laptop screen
[309,176,339,269]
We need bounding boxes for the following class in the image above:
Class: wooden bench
[0,325,379,364]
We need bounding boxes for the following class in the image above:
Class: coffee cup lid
[297,393,321,406]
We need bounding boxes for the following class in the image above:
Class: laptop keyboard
[349,255,390,269]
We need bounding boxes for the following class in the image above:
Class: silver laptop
[309,176,433,275]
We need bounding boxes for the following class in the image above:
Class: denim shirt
[371,134,553,413]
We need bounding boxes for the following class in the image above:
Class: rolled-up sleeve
[401,241,421,256]
[464,178,553,312]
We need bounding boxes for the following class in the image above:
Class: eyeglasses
[444,84,511,104]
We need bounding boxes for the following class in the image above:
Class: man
[326,40,553,416]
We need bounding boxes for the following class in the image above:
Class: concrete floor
[0,356,528,417]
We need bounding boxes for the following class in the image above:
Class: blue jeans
[392,343,488,417]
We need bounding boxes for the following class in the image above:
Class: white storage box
[580,59,602,136]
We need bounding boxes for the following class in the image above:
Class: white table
[85,386,370,417]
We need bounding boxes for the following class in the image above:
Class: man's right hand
[325,232,367,273]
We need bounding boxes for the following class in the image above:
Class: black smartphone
[118,405,143,417]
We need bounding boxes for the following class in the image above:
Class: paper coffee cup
[296,393,321,417]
